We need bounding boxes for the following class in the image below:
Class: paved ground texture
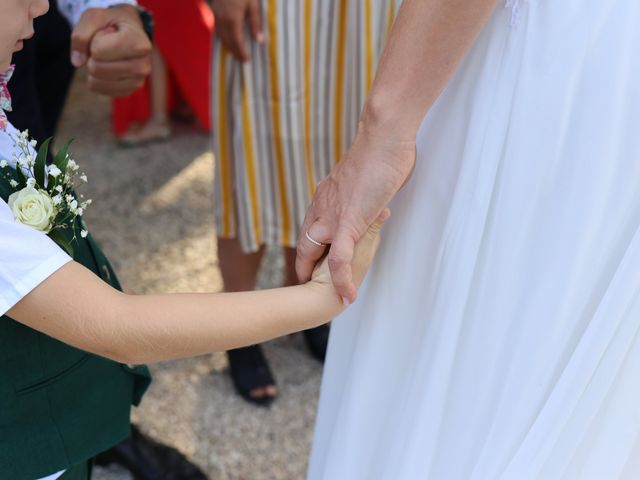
[57,75,324,480]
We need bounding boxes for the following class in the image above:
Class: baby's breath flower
[8,129,93,254]
[67,159,79,172]
[48,165,62,178]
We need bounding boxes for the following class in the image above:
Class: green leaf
[34,137,53,188]
[48,229,74,257]
[53,139,74,181]
[14,164,27,188]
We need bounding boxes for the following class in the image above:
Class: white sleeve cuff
[0,254,72,317]
[58,0,138,26]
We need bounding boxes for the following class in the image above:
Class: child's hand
[311,209,390,300]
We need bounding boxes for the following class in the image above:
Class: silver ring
[305,230,327,247]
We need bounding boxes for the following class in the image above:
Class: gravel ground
[57,75,323,480]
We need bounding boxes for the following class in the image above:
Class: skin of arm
[296,0,500,303]
[6,211,388,365]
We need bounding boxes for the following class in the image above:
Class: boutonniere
[1,129,92,256]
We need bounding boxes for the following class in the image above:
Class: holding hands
[297,127,415,304]
[310,207,391,305]
[70,5,152,97]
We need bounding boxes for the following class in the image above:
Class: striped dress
[212,0,400,253]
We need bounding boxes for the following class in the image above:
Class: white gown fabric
[309,1,640,479]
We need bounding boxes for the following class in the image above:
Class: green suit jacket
[0,173,151,480]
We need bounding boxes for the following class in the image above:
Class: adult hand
[296,127,416,304]
[213,0,264,62]
[70,5,152,97]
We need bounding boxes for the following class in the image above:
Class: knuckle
[86,61,99,76]
[139,60,152,77]
[136,39,152,56]
[70,30,88,44]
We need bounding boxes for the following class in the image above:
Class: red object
[112,0,214,135]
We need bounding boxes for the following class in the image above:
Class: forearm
[362,0,499,141]
[8,262,342,364]
[120,284,341,363]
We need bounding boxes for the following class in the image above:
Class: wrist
[109,4,139,17]
[360,92,421,145]
[303,281,346,318]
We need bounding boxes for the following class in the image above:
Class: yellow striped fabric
[213,0,401,253]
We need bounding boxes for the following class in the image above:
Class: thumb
[70,10,108,67]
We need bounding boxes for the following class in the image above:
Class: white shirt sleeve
[0,124,72,316]
[58,0,138,26]
[0,199,71,316]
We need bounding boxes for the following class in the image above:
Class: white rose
[8,186,57,233]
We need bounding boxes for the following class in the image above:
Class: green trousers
[58,461,92,480]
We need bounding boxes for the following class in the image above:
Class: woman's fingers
[327,226,358,304]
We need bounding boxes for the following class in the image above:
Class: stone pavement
[57,76,323,480]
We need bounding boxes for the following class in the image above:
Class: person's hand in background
[213,0,264,62]
[71,5,152,97]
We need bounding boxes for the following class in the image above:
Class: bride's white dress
[309,1,640,479]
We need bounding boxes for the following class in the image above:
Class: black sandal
[227,345,277,407]
[303,323,330,362]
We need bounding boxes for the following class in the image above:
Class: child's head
[0,0,49,72]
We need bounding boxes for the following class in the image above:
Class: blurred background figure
[212,0,400,406]
[113,0,214,146]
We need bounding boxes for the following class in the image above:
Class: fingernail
[71,51,86,67]
[342,296,351,306]
[256,32,265,43]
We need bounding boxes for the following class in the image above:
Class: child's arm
[7,212,387,364]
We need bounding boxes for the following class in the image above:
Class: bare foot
[119,119,171,147]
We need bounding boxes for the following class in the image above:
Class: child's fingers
[352,209,390,274]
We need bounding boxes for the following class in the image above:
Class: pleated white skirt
[309,1,640,478]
